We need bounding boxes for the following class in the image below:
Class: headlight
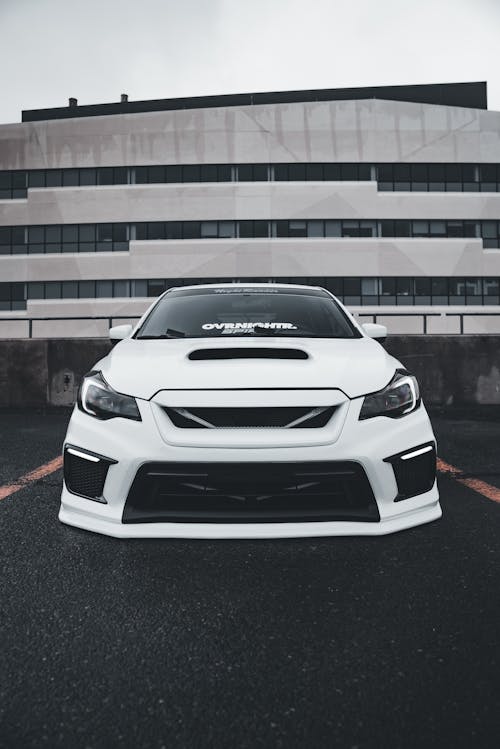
[78,371,141,421]
[359,370,420,420]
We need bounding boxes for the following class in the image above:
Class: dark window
[63,170,79,187]
[254,220,269,238]
[97,224,113,242]
[394,221,410,237]
[0,227,10,244]
[113,280,129,297]
[45,225,61,243]
[45,281,62,299]
[114,167,128,184]
[96,280,113,298]
[79,281,96,298]
[98,168,114,185]
[79,169,97,186]
[411,164,427,181]
[218,221,236,238]
[28,282,44,299]
[480,165,497,182]
[377,165,393,182]
[11,227,25,245]
[28,169,46,188]
[135,167,149,183]
[79,224,95,242]
[62,281,78,298]
[305,164,323,180]
[239,221,253,238]
[276,221,289,237]
[183,165,200,182]
[428,165,445,182]
[217,165,232,181]
[200,221,218,238]
[380,221,394,237]
[148,280,166,296]
[113,224,127,242]
[45,171,62,187]
[133,280,148,296]
[28,226,44,243]
[288,164,306,181]
[12,172,27,188]
[167,222,182,240]
[166,165,182,183]
[149,166,165,183]
[252,165,268,181]
[397,278,413,296]
[274,165,288,181]
[323,164,342,181]
[288,220,307,237]
[136,223,148,240]
[344,278,361,295]
[60,224,78,243]
[200,165,218,182]
[182,222,200,239]
[358,165,371,180]
[147,222,165,240]
[393,165,411,181]
[340,164,358,180]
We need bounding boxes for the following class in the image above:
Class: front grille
[122,461,380,524]
[384,443,436,501]
[164,406,336,428]
[64,447,114,501]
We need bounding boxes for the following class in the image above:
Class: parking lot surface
[0,409,499,749]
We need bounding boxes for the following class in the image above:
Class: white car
[59,283,441,538]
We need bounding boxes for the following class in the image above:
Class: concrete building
[1,81,500,338]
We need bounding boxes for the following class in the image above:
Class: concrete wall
[1,336,499,408]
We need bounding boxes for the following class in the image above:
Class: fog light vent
[64,446,116,502]
[384,443,436,502]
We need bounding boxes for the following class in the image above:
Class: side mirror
[361,323,387,342]
[109,324,133,345]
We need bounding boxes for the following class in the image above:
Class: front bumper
[59,395,441,538]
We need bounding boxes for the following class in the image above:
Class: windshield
[135,286,360,339]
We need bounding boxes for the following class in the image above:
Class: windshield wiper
[137,328,186,340]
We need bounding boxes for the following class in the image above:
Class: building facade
[1,81,500,337]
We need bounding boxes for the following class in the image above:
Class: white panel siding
[2,99,500,170]
[3,182,500,225]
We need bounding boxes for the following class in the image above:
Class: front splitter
[59,500,441,539]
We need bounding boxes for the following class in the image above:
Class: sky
[0,0,499,124]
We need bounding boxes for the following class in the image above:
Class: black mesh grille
[384,444,436,501]
[123,461,380,523]
[164,406,336,428]
[64,449,111,501]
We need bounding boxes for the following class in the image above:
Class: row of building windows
[2,163,500,198]
[2,277,500,311]
[0,219,498,254]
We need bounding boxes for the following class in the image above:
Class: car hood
[98,337,401,401]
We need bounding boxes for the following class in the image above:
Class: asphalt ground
[0,409,499,749]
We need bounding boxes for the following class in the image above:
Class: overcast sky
[1,0,499,124]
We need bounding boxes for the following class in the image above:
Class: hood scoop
[188,347,309,361]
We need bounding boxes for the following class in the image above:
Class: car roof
[165,282,325,293]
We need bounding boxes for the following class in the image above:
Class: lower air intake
[384,443,436,501]
[122,461,380,524]
[64,447,115,502]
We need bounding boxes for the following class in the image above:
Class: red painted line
[0,456,63,501]
[437,457,500,504]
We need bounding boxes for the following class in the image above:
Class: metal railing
[1,311,500,337]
